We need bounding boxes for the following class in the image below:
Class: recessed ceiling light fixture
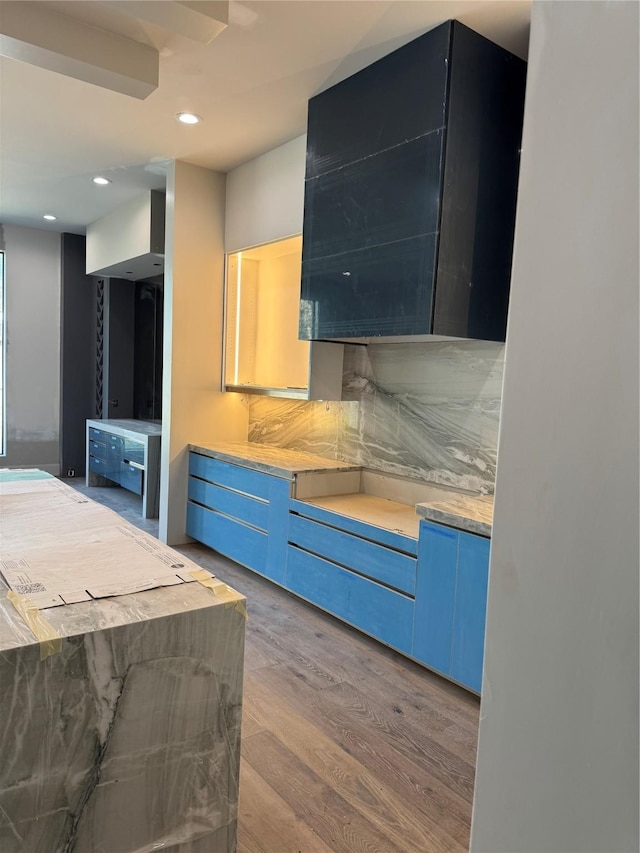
[43,214,57,221]
[92,176,111,185]
[176,112,201,125]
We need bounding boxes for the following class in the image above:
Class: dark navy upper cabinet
[300,21,526,342]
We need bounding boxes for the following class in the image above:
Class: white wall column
[0,223,61,472]
[471,2,639,851]
[159,160,248,545]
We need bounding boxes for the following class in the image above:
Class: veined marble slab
[189,441,360,479]
[0,582,245,853]
[0,476,245,853]
[249,340,504,494]
[416,493,494,537]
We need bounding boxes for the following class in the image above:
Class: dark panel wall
[134,279,163,421]
[106,278,135,419]
[60,233,96,476]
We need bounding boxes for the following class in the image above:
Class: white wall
[86,191,153,275]
[471,3,639,852]
[225,134,306,251]
[0,223,61,473]
[159,161,248,545]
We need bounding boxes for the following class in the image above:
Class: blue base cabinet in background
[413,521,490,693]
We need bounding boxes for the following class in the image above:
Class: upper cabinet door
[300,21,526,343]
[305,23,451,180]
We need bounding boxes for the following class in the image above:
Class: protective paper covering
[0,471,246,852]
[0,475,205,607]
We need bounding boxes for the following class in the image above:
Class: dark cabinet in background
[300,20,526,342]
[134,280,163,422]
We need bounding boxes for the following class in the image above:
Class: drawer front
[188,476,268,531]
[106,441,122,483]
[119,462,143,496]
[189,452,281,501]
[286,546,413,653]
[289,513,416,596]
[290,498,417,555]
[89,455,109,477]
[89,440,107,460]
[122,438,144,466]
[89,427,106,443]
[187,502,268,575]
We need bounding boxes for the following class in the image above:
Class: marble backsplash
[248,340,505,494]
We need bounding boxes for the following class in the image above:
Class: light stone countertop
[88,418,163,438]
[416,494,494,538]
[189,441,361,479]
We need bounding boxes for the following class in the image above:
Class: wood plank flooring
[66,481,480,853]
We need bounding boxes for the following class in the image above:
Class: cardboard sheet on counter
[0,476,197,609]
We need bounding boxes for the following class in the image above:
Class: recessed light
[176,112,201,125]
[92,176,111,185]
[43,214,57,221]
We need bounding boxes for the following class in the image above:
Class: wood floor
[67,481,480,853]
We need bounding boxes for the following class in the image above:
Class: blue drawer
[189,453,283,501]
[89,439,106,460]
[89,455,108,476]
[89,427,106,443]
[122,438,144,466]
[286,545,414,654]
[188,476,268,531]
[120,462,143,496]
[288,513,416,595]
[290,498,418,555]
[187,502,268,575]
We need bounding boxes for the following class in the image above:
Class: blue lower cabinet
[288,513,416,595]
[186,502,268,575]
[413,520,490,693]
[187,453,290,583]
[412,523,458,678]
[450,534,490,692]
[106,439,122,483]
[286,545,414,654]
[119,462,143,496]
[264,478,290,585]
[186,452,489,694]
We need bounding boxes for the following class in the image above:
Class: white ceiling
[0,0,531,235]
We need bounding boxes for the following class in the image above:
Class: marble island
[1,472,245,853]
